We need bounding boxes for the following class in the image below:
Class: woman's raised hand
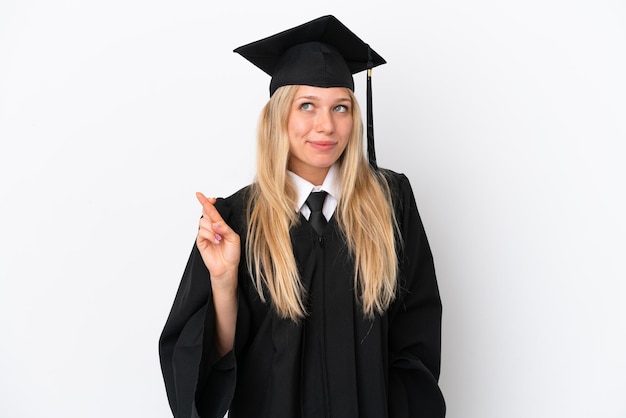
[196,192,241,285]
[196,192,239,355]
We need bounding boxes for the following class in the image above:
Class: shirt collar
[288,164,340,214]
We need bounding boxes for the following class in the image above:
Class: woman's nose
[315,110,334,133]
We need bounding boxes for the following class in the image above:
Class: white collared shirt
[287,164,340,222]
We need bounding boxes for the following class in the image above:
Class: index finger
[196,192,223,223]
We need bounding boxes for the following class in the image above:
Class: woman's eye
[300,103,313,111]
[334,104,349,112]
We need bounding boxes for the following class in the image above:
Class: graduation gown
[159,169,446,418]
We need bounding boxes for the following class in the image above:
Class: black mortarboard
[234,15,386,169]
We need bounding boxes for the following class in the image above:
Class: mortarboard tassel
[366,45,378,170]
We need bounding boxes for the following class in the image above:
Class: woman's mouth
[308,141,336,151]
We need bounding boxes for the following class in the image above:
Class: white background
[1,1,625,417]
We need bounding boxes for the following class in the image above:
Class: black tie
[306,191,328,236]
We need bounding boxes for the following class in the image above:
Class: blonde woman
[160,15,445,418]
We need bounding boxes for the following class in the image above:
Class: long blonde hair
[246,85,399,321]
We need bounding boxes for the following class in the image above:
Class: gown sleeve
[158,198,238,418]
[386,172,446,418]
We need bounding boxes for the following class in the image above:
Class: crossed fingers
[196,192,224,244]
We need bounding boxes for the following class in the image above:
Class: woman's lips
[308,141,336,151]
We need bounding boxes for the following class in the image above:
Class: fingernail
[215,233,222,242]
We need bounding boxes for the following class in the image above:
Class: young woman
[159,15,446,418]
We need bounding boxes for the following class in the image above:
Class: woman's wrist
[210,268,238,292]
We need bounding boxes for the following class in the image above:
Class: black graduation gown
[159,169,446,418]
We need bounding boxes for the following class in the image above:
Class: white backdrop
[1,1,625,417]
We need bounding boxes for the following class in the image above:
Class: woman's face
[287,85,352,185]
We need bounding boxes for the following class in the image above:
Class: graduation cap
[234,15,386,169]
